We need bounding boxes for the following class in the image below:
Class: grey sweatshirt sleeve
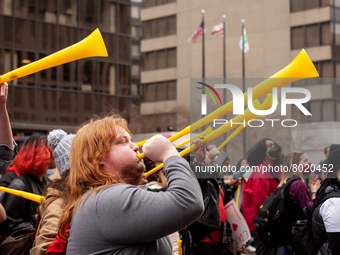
[95,156,204,244]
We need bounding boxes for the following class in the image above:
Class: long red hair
[58,114,130,242]
[12,134,51,177]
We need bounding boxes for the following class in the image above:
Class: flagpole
[223,14,227,152]
[202,10,205,79]
[241,19,246,158]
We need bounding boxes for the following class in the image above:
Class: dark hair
[246,138,281,166]
[312,176,340,212]
[236,158,246,170]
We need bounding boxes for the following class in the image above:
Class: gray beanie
[47,129,75,175]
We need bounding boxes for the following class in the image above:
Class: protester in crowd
[280,151,320,215]
[0,82,18,174]
[30,129,75,255]
[241,138,282,255]
[0,134,51,238]
[182,137,244,255]
[312,144,340,255]
[56,114,203,254]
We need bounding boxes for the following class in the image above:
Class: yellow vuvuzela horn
[174,126,213,149]
[144,96,273,177]
[0,186,45,203]
[0,28,108,83]
[217,96,278,150]
[139,49,318,161]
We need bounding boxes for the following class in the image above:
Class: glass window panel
[167,81,176,100]
[306,24,319,47]
[119,36,130,63]
[99,0,116,33]
[322,61,334,77]
[118,65,130,95]
[156,0,164,5]
[0,16,13,47]
[167,48,176,67]
[322,100,335,121]
[167,0,176,3]
[132,65,139,77]
[58,0,77,25]
[0,0,12,14]
[79,60,97,91]
[291,27,304,49]
[305,0,319,9]
[156,50,166,69]
[320,0,330,6]
[36,89,57,123]
[145,51,156,70]
[38,0,57,22]
[335,9,340,23]
[144,0,155,8]
[321,22,332,45]
[101,33,117,61]
[145,83,156,102]
[157,18,166,37]
[79,93,98,123]
[132,45,140,58]
[337,101,340,121]
[58,91,77,123]
[311,101,321,122]
[100,95,117,114]
[99,62,116,94]
[119,4,129,34]
[290,0,304,12]
[0,49,11,75]
[131,6,139,19]
[79,0,98,28]
[157,82,167,101]
[145,19,156,39]
[118,98,130,119]
[37,22,57,52]
[167,16,176,35]
[336,63,340,78]
[335,0,340,8]
[15,19,35,50]
[12,87,35,121]
[15,51,35,86]
[59,26,78,50]
[14,0,35,18]
[335,23,340,46]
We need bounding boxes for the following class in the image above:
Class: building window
[290,0,330,12]
[291,22,330,49]
[143,80,176,102]
[143,48,176,70]
[144,15,176,39]
[144,0,176,8]
[313,61,334,77]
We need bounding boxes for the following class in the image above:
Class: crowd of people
[0,80,339,255]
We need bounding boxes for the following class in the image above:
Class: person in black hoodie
[0,134,51,239]
[312,144,340,255]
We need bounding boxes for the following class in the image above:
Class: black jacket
[312,185,340,254]
[0,174,49,238]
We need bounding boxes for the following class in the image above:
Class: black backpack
[254,175,302,247]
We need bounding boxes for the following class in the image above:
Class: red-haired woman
[0,134,51,239]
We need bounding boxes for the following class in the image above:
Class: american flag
[187,21,204,43]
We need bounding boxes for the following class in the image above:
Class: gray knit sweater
[66,156,204,255]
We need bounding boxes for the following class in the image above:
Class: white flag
[239,27,249,53]
[211,23,224,35]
